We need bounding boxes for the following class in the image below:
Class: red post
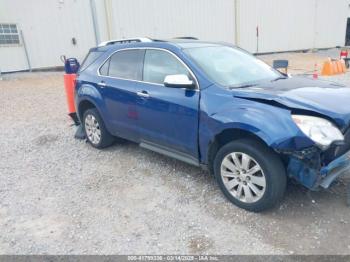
[313,63,318,79]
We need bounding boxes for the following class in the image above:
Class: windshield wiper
[271,76,288,82]
[229,83,258,89]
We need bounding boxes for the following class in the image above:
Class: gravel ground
[1,65,350,254]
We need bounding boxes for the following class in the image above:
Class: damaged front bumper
[286,148,350,190]
[319,150,350,188]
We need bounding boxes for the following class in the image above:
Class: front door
[136,49,200,159]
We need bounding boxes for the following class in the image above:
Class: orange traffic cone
[321,58,333,76]
[336,60,343,74]
[332,60,339,74]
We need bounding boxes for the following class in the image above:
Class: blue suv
[75,38,350,212]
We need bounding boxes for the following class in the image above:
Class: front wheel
[213,139,286,212]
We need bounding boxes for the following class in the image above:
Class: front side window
[184,45,280,87]
[143,50,189,84]
[106,49,144,80]
[0,24,20,45]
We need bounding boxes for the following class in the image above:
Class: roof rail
[98,37,153,47]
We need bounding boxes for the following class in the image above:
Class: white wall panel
[238,0,316,53]
[0,0,96,72]
[107,0,236,43]
[0,46,28,72]
[314,0,348,48]
[238,0,348,53]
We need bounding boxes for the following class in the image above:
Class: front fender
[199,92,315,164]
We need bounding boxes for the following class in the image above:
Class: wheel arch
[206,128,272,174]
[77,99,98,121]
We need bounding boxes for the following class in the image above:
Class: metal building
[0,0,349,72]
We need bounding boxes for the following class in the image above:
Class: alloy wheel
[220,152,266,203]
[84,114,101,145]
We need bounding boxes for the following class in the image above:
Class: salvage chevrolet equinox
[75,38,350,212]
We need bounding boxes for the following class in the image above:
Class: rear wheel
[213,139,286,212]
[83,108,114,149]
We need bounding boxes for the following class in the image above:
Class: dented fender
[199,86,315,164]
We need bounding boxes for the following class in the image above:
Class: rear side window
[99,60,109,75]
[106,49,144,80]
[143,49,189,84]
[79,50,103,72]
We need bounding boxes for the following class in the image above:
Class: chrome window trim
[96,47,200,90]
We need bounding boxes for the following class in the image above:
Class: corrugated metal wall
[0,0,349,72]
[98,0,348,54]
[314,0,349,48]
[0,0,96,72]
[99,0,236,43]
[238,0,348,53]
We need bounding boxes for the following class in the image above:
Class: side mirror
[164,74,195,88]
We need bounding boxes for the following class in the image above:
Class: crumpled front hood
[233,76,350,129]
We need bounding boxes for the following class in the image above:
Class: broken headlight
[292,115,344,150]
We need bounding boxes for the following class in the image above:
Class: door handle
[98,81,107,88]
[137,91,150,98]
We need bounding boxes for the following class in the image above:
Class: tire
[213,138,286,212]
[83,108,114,149]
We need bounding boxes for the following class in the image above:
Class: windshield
[184,45,281,87]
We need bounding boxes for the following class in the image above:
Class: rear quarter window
[79,50,104,72]
[99,59,109,75]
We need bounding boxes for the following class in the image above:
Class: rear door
[98,49,145,141]
[135,49,200,160]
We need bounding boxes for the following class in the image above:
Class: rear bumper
[319,150,350,188]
